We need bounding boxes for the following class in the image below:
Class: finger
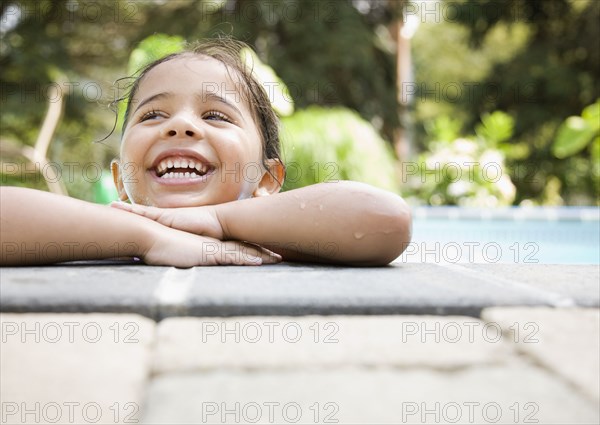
[222,241,282,265]
[240,242,283,264]
[218,242,261,266]
[111,201,165,222]
[255,247,282,264]
[110,201,133,211]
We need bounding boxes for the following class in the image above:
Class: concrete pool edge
[412,206,600,221]
[1,262,598,320]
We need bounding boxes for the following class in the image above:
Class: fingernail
[266,253,282,264]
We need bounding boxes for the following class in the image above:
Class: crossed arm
[0,182,411,267]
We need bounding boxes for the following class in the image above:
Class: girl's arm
[113,181,412,266]
[0,187,280,267]
[216,181,411,265]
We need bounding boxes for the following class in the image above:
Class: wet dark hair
[118,37,283,174]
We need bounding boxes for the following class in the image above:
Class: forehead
[134,55,247,105]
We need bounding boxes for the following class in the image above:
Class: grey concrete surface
[462,264,600,307]
[2,262,597,319]
[1,264,598,424]
[0,263,162,317]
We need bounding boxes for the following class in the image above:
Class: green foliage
[552,100,600,158]
[405,112,516,207]
[127,34,185,76]
[475,111,515,145]
[446,0,599,204]
[280,107,400,193]
[544,100,600,205]
[0,0,148,201]
[424,116,462,144]
[1,0,598,205]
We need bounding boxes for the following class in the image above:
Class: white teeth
[155,156,211,177]
[159,171,204,180]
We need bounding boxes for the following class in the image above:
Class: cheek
[117,143,149,203]
[120,139,148,176]
[217,142,263,185]
[121,172,143,201]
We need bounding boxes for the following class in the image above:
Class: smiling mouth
[153,156,215,179]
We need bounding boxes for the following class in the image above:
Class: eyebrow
[133,92,171,115]
[133,91,245,122]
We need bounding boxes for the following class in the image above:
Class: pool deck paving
[1,261,599,424]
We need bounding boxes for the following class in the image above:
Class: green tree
[205,0,400,142]
[450,0,599,204]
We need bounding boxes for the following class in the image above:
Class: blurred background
[1,0,598,206]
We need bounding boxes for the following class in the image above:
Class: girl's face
[113,55,275,207]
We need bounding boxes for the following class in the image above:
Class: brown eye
[203,110,232,123]
[140,109,163,122]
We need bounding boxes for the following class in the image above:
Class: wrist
[125,214,161,259]
[212,204,231,240]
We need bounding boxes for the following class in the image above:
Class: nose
[161,114,203,139]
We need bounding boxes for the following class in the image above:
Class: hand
[111,202,226,240]
[142,222,280,267]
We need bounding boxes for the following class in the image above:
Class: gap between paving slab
[149,315,514,375]
[2,312,598,424]
[141,363,599,424]
[140,314,599,424]
[481,307,600,406]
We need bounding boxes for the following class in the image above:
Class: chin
[155,198,203,208]
[132,189,242,208]
[155,194,220,208]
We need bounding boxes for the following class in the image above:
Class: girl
[0,39,411,267]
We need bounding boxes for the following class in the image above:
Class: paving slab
[0,262,594,318]
[481,307,600,405]
[141,362,599,424]
[0,263,163,317]
[151,315,513,375]
[463,264,600,307]
[0,313,155,424]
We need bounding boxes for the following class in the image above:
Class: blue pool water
[399,207,599,264]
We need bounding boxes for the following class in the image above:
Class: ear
[110,159,130,202]
[253,159,285,197]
